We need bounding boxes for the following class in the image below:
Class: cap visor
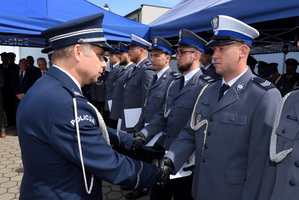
[41,46,53,54]
[206,40,237,47]
[92,42,113,51]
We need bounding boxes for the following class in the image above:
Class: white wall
[141,6,170,25]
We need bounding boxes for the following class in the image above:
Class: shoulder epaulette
[144,61,152,66]
[200,74,218,83]
[252,77,275,90]
[63,85,86,99]
[170,71,181,79]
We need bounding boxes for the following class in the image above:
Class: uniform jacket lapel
[148,68,171,92]
[211,69,253,114]
[174,70,202,100]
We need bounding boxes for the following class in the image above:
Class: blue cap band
[179,37,206,52]
[153,43,172,56]
[119,46,129,52]
[214,30,253,45]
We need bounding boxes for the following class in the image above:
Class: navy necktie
[218,84,230,101]
[152,74,158,85]
[179,76,185,90]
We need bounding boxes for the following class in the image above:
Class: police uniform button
[170,114,173,117]
[143,188,148,192]
[289,180,296,186]
[202,158,207,163]
[295,161,299,167]
[282,129,286,134]
[231,118,235,122]
[207,131,211,136]
[210,116,214,122]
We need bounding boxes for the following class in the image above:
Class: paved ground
[0,126,150,200]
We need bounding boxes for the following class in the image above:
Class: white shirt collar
[184,68,200,85]
[112,63,119,68]
[136,57,147,68]
[157,66,169,80]
[52,65,82,92]
[222,67,248,87]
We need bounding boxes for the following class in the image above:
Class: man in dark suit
[10,58,33,115]
[200,47,221,79]
[158,15,281,200]
[17,13,159,200]
[120,34,155,133]
[0,52,18,127]
[26,55,40,84]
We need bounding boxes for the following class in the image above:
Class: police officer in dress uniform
[133,29,215,200]
[104,45,121,128]
[120,34,155,133]
[110,43,135,131]
[200,47,221,79]
[257,25,299,200]
[17,13,160,200]
[157,15,282,200]
[125,37,180,199]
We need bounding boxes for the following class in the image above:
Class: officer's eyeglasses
[175,50,195,57]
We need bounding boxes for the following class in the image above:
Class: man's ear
[73,44,83,62]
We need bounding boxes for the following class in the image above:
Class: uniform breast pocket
[276,119,299,141]
[153,92,165,108]
[218,112,247,144]
[126,81,138,94]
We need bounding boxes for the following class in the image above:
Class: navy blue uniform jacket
[17,66,157,200]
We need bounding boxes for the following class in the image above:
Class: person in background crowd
[10,58,33,136]
[17,13,160,200]
[200,47,221,78]
[247,55,258,75]
[258,25,299,200]
[157,15,281,200]
[262,62,291,97]
[257,60,267,78]
[0,52,17,128]
[8,52,19,68]
[0,68,6,138]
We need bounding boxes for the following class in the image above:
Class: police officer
[17,13,159,199]
[104,45,121,128]
[134,37,180,133]
[125,37,180,199]
[200,47,221,78]
[158,15,282,200]
[110,42,135,130]
[120,34,155,133]
[134,29,214,200]
[258,25,299,200]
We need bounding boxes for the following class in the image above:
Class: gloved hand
[154,157,174,187]
[183,165,195,175]
[132,132,145,150]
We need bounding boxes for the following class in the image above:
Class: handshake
[153,157,174,187]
